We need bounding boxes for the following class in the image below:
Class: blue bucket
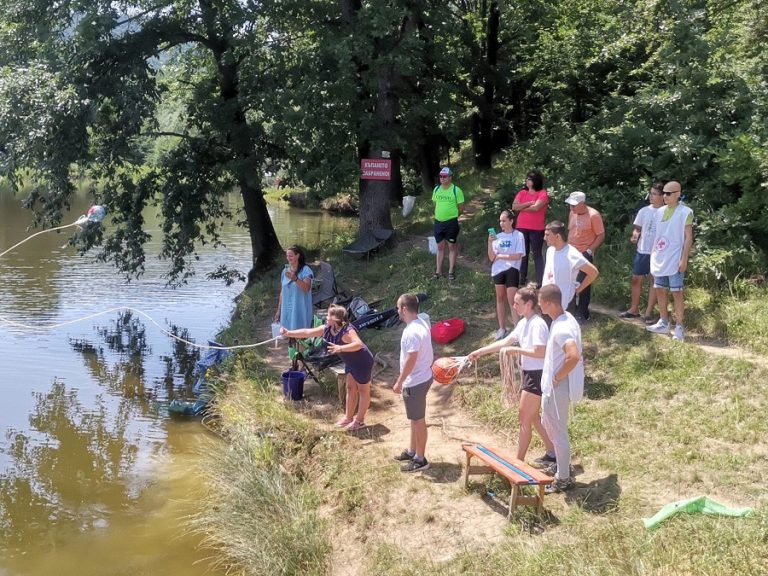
[281,370,306,401]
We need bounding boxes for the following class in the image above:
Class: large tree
[0,1,282,286]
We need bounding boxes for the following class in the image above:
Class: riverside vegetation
[194,159,768,576]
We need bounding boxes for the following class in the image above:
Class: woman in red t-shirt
[511,169,549,287]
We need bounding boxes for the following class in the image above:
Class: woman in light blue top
[274,245,314,330]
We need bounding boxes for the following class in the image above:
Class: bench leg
[464,453,472,489]
[508,484,519,519]
[537,484,545,515]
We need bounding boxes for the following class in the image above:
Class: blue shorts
[632,252,651,276]
[434,218,460,244]
[654,271,685,292]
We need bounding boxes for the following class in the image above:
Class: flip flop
[431,272,442,280]
[619,311,640,319]
[345,420,366,431]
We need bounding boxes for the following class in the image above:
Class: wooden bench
[462,443,553,518]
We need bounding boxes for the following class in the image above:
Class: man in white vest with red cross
[646,181,694,341]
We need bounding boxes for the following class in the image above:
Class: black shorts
[434,218,460,244]
[522,369,543,396]
[493,267,520,288]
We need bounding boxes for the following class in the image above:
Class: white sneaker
[494,328,507,341]
[673,325,684,341]
[645,319,670,334]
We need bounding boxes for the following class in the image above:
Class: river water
[0,189,354,575]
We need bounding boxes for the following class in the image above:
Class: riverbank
[197,168,768,575]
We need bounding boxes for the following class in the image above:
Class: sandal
[448,272,456,281]
[619,311,640,319]
[431,272,442,280]
[345,420,366,431]
[335,416,353,428]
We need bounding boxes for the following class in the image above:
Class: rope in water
[0,221,80,260]
[0,307,278,350]
[0,208,278,351]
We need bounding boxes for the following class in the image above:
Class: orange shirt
[568,207,604,253]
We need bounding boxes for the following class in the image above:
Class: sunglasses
[662,191,678,196]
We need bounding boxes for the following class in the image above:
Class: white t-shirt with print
[508,314,548,371]
[542,245,589,309]
[491,230,525,277]
[400,314,434,388]
[633,205,659,255]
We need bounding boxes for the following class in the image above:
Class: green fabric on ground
[643,495,754,529]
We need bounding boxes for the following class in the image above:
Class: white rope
[0,221,80,259]
[0,306,278,350]
[0,211,279,351]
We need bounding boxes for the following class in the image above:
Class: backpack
[431,318,465,344]
[347,296,371,321]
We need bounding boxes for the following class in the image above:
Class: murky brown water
[0,189,353,575]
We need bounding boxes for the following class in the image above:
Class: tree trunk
[202,2,282,284]
[469,0,500,170]
[418,135,442,194]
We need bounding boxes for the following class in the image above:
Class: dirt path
[259,326,547,575]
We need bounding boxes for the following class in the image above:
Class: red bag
[431,318,465,344]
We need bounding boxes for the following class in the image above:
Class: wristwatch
[586,248,593,256]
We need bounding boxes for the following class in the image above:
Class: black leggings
[519,229,545,287]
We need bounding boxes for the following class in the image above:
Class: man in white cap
[565,191,604,322]
[431,166,465,281]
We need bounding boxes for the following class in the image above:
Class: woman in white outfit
[468,285,556,463]
[487,210,525,340]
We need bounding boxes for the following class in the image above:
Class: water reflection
[0,187,354,573]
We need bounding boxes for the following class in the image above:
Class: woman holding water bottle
[274,245,314,330]
[488,210,525,340]
[281,304,374,431]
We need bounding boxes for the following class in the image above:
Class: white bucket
[428,236,437,254]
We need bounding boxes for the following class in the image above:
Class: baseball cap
[439,167,453,176]
[565,191,586,205]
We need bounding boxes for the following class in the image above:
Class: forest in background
[0,0,765,286]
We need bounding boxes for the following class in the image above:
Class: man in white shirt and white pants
[538,284,584,493]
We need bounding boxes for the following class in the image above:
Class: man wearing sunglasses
[646,181,694,341]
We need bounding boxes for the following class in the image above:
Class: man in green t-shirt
[432,166,465,281]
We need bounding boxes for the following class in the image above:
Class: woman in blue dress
[281,304,374,431]
[274,245,314,330]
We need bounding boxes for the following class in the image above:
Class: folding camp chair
[312,260,351,308]
[341,229,394,262]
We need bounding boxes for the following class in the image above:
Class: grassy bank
[195,163,768,575]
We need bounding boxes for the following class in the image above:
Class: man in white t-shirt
[620,181,665,323]
[392,293,434,473]
[538,284,584,493]
[542,220,599,314]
